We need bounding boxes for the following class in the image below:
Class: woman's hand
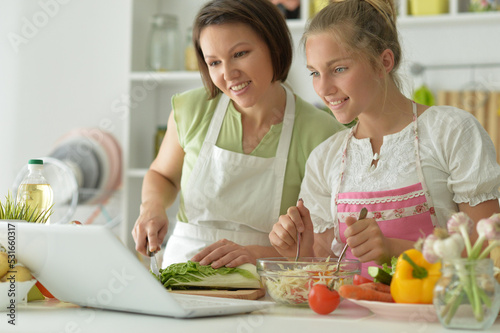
[343,216,391,265]
[191,239,256,268]
[132,202,169,256]
[269,199,315,258]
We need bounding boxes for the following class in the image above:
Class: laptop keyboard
[173,294,235,309]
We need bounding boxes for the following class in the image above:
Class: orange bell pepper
[390,248,441,304]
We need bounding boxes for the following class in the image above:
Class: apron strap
[411,101,438,227]
[204,93,230,145]
[333,127,355,246]
[274,85,295,176]
[276,85,295,158]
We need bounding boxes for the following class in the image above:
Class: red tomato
[35,281,56,299]
[308,284,340,315]
[353,274,373,285]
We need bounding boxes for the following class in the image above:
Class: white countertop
[2,297,499,333]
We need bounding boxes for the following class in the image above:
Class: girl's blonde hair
[303,0,402,88]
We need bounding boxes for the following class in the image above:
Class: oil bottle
[16,159,54,223]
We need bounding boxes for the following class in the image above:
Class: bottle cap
[28,159,43,165]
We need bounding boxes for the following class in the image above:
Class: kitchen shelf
[286,0,500,31]
[398,11,500,26]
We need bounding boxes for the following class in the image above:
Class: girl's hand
[191,240,255,268]
[269,199,315,258]
[343,216,391,265]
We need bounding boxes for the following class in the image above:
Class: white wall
[0,0,131,195]
[398,19,500,95]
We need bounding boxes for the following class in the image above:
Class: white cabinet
[122,0,205,250]
[121,0,500,250]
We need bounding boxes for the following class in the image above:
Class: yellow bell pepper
[390,248,442,304]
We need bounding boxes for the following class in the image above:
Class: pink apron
[333,102,437,277]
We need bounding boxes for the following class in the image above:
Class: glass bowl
[256,257,361,306]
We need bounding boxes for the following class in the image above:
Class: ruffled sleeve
[424,106,500,206]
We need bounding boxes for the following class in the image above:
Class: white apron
[162,86,296,267]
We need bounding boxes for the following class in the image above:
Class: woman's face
[199,23,274,110]
[305,31,382,124]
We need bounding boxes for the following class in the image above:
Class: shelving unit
[397,0,500,26]
[121,0,500,250]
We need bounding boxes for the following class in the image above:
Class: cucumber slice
[367,266,392,285]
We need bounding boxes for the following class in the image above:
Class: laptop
[0,222,274,318]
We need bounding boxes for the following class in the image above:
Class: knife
[146,243,160,278]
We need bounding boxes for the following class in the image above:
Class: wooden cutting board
[170,288,266,300]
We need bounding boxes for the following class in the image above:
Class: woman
[132,0,345,269]
[269,0,500,277]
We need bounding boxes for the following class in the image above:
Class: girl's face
[305,31,383,124]
[199,23,274,110]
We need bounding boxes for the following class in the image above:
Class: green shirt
[172,87,345,223]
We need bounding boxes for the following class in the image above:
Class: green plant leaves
[0,191,53,223]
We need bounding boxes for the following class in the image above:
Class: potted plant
[0,192,54,301]
[0,191,53,224]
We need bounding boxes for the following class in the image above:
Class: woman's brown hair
[193,0,293,99]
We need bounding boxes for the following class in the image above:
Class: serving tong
[294,231,301,262]
[332,207,368,276]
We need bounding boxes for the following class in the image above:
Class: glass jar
[433,258,500,330]
[184,27,198,71]
[147,14,180,71]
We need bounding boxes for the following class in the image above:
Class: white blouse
[300,105,500,233]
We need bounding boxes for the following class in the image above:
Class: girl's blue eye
[208,60,220,67]
[309,71,319,77]
[335,67,347,73]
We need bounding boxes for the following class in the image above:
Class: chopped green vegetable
[159,261,261,290]
[368,257,397,285]
[378,257,397,275]
[367,266,393,285]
